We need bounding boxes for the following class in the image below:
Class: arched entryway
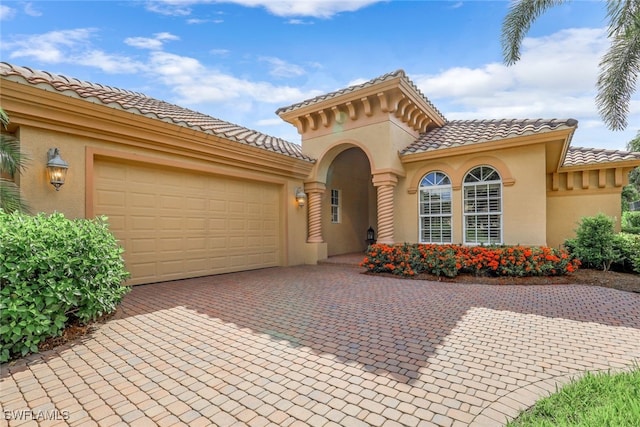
[322,147,376,256]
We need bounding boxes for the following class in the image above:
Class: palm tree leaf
[0,179,30,214]
[0,134,28,177]
[501,0,567,66]
[0,108,9,129]
[596,1,640,131]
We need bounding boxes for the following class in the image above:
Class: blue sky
[1,0,638,150]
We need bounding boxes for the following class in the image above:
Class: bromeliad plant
[361,243,580,279]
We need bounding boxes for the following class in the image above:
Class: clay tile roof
[400,118,578,155]
[275,69,446,122]
[0,62,313,162]
[563,146,640,167]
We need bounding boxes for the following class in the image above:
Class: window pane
[463,166,502,244]
[419,172,453,243]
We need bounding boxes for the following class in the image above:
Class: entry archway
[322,147,375,256]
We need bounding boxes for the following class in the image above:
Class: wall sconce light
[46,148,68,191]
[295,187,306,207]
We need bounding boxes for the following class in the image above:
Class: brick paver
[1,264,639,426]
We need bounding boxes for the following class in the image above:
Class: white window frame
[418,171,453,244]
[330,189,341,224]
[463,166,502,245]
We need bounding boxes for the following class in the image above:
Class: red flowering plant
[361,244,580,278]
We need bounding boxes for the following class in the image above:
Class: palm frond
[0,178,30,214]
[0,107,9,129]
[501,0,567,66]
[596,1,640,130]
[0,134,28,177]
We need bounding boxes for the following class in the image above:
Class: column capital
[372,172,399,187]
[304,181,326,193]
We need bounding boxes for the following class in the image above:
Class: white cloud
[187,18,224,24]
[144,1,192,16]
[413,27,639,149]
[346,78,368,87]
[287,19,314,25]
[5,28,145,73]
[210,48,230,56]
[255,118,284,126]
[125,32,179,50]
[259,56,306,78]
[77,50,144,74]
[24,2,42,17]
[6,29,96,62]
[0,5,17,20]
[414,28,609,119]
[149,51,321,104]
[145,0,383,18]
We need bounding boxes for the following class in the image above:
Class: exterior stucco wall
[546,193,621,249]
[398,144,548,246]
[546,167,624,248]
[4,92,311,268]
[302,120,414,178]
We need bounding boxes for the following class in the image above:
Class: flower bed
[361,243,580,278]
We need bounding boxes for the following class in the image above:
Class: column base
[304,242,328,264]
[376,238,395,245]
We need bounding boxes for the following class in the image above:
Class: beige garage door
[94,159,281,285]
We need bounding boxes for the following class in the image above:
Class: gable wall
[398,143,548,245]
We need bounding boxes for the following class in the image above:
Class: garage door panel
[94,159,282,285]
[130,216,157,230]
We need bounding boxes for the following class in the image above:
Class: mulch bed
[375,268,640,294]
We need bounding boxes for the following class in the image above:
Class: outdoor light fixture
[46,148,68,191]
[366,226,376,245]
[295,187,306,207]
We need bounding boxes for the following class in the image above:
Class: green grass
[507,366,640,427]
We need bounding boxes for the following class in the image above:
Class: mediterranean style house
[2,63,639,285]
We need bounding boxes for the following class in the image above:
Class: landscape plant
[0,211,130,362]
[361,243,579,279]
[564,213,621,271]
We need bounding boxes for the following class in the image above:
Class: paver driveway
[2,264,639,427]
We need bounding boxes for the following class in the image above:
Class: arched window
[463,166,502,244]
[419,171,452,243]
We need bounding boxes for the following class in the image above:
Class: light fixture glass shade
[295,187,306,207]
[46,148,68,191]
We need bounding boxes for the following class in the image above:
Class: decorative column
[372,172,398,245]
[305,182,326,243]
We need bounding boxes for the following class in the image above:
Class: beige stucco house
[2,63,639,285]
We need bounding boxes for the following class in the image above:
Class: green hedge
[0,211,130,362]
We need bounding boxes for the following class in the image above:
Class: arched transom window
[419,171,452,243]
[463,166,502,244]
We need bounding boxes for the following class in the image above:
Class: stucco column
[305,182,326,243]
[372,172,398,245]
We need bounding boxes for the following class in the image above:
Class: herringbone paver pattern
[1,264,639,426]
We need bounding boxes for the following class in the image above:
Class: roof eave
[400,127,574,164]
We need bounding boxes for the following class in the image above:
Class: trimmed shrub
[613,233,640,274]
[361,243,579,278]
[567,213,620,271]
[0,211,130,362]
[622,211,640,233]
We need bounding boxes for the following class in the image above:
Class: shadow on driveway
[113,264,640,385]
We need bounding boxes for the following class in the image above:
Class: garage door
[94,158,282,285]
